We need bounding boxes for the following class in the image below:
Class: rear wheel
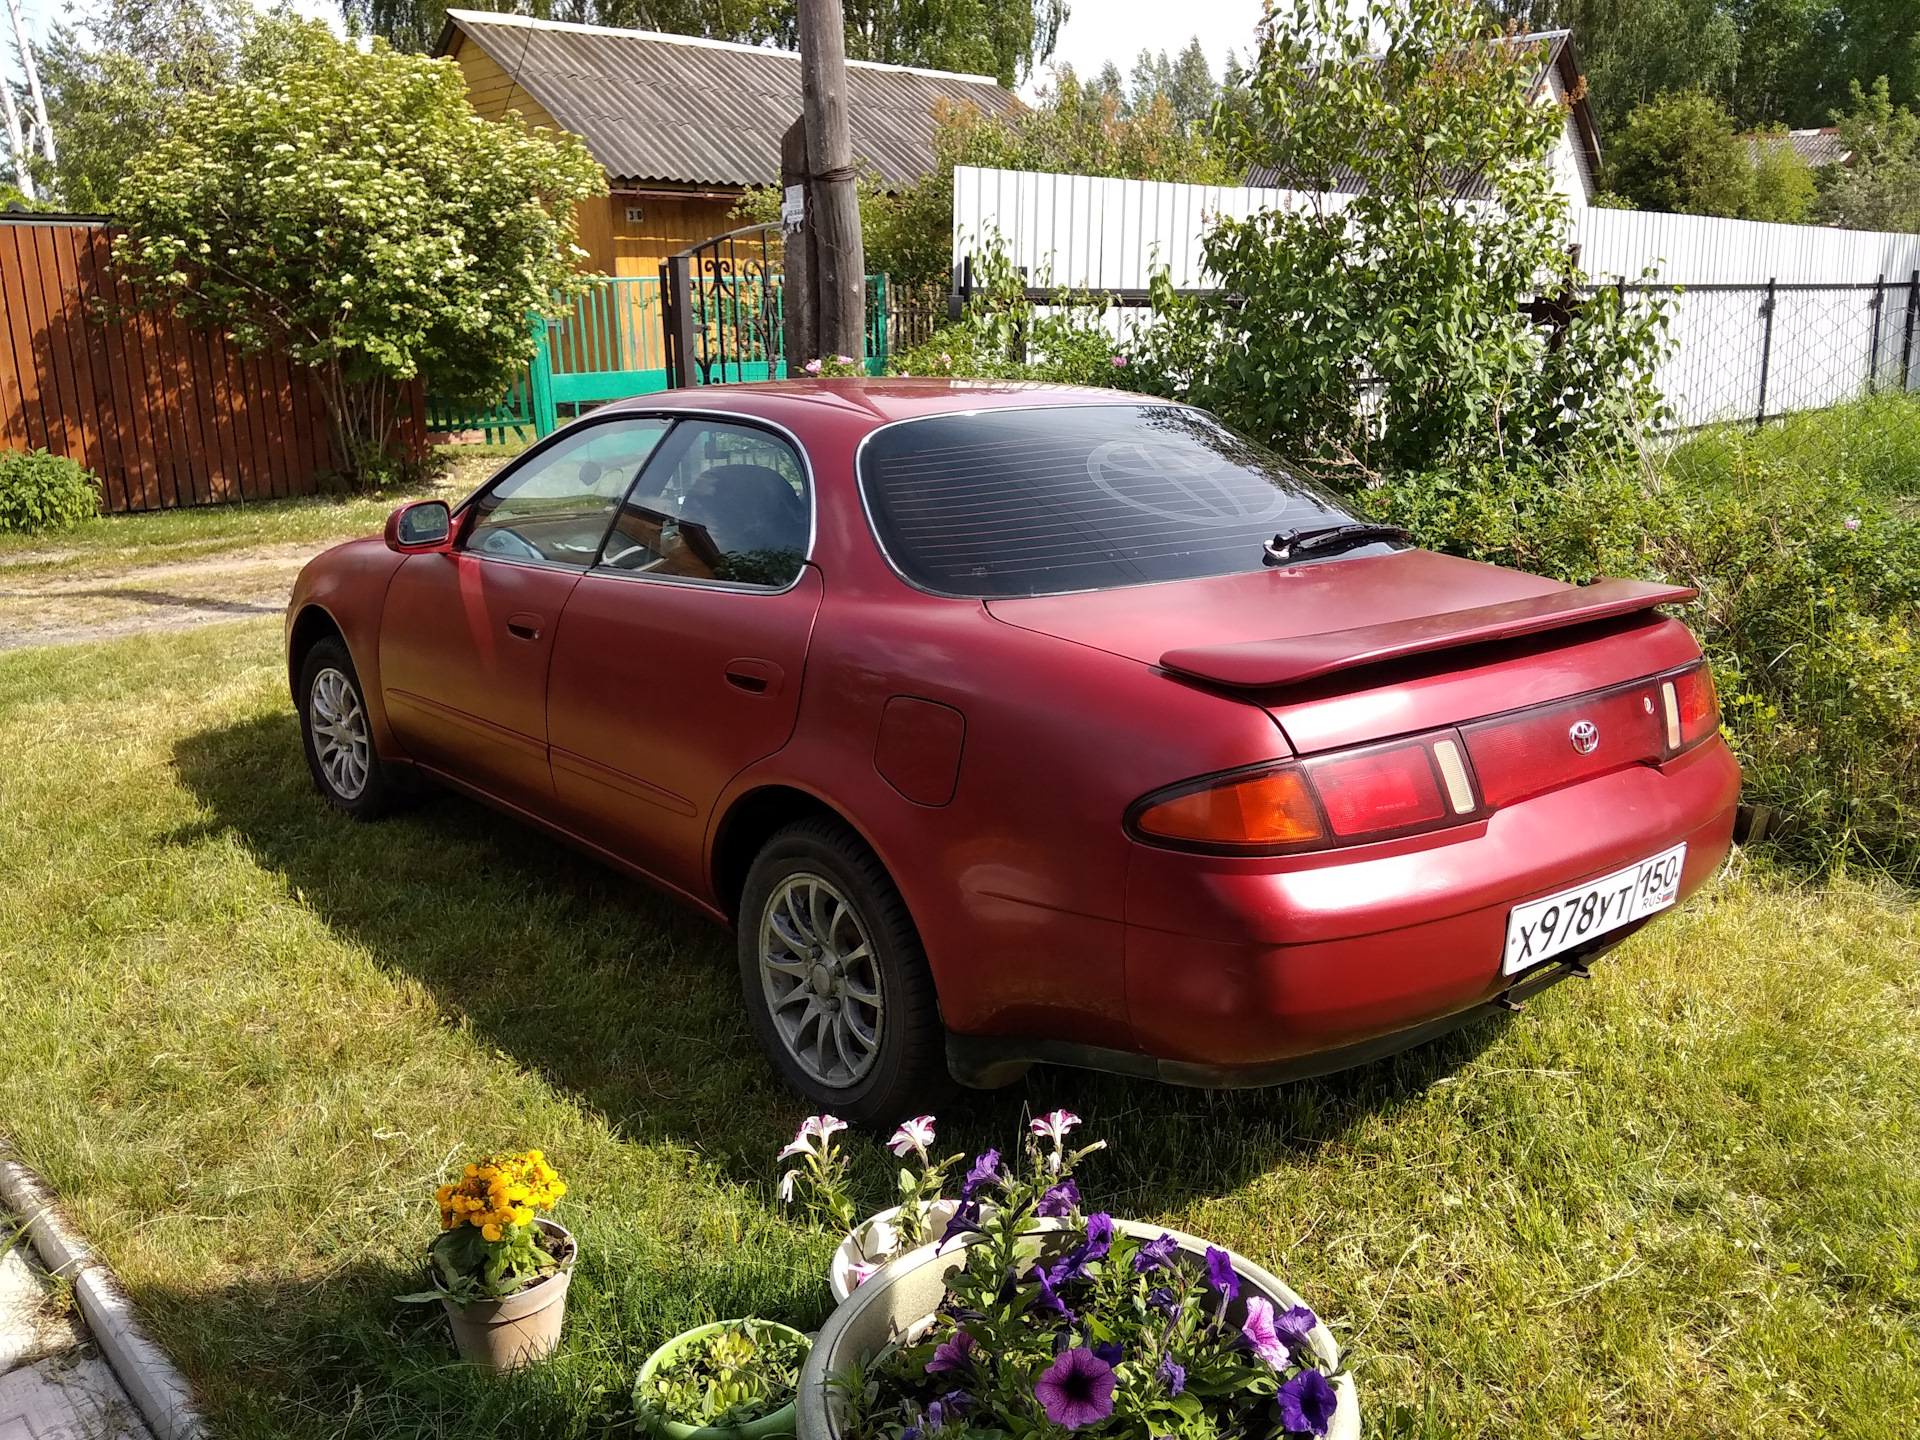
[297,636,399,819]
[737,817,949,1125]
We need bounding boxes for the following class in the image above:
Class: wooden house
[436,10,1022,276]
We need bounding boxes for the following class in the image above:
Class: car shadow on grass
[172,712,1509,1210]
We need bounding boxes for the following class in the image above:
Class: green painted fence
[428,275,892,441]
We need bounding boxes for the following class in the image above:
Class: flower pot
[796,1219,1360,1440]
[634,1319,812,1440]
[829,1199,962,1303]
[434,1218,574,1370]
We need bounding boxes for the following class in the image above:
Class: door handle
[506,612,543,641]
[725,658,784,696]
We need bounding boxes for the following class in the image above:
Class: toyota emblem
[1569,720,1600,755]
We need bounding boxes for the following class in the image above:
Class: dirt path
[0,539,331,651]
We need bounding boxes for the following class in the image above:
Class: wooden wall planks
[0,216,340,512]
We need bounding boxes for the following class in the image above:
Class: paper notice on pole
[781,184,806,231]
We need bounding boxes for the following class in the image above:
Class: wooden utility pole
[796,0,865,363]
[779,118,816,373]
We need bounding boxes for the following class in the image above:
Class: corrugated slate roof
[440,10,1022,189]
[1743,127,1851,168]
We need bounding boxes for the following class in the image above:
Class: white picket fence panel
[952,166,1920,426]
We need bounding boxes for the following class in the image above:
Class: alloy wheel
[758,872,885,1088]
[309,666,371,801]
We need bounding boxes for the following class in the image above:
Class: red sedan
[287,381,1739,1121]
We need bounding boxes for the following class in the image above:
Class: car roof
[596,377,1160,429]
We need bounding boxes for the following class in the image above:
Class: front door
[547,419,822,898]
[379,416,672,811]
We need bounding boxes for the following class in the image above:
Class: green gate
[428,267,891,442]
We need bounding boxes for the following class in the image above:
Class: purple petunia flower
[1277,1370,1339,1437]
[1147,1286,1181,1319]
[1029,1267,1075,1322]
[1091,1339,1123,1366]
[939,1200,984,1248]
[1241,1296,1288,1368]
[1132,1232,1178,1273]
[1205,1246,1240,1302]
[1034,1347,1116,1430]
[900,1429,922,1440]
[941,1390,974,1414]
[1037,1178,1081,1217]
[1156,1352,1186,1397]
[960,1149,1002,1201]
[927,1330,976,1374]
[926,1401,947,1431]
[1045,1213,1114,1287]
[1275,1303,1318,1352]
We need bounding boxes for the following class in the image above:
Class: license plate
[1501,843,1687,976]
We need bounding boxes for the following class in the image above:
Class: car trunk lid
[985,548,1702,758]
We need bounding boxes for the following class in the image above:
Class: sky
[1037,0,1269,94]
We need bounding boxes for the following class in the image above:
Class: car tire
[738,817,951,1126]
[297,636,399,820]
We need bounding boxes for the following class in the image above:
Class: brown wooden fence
[0,215,349,513]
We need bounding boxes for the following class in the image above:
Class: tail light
[1664,662,1719,751]
[1128,731,1482,855]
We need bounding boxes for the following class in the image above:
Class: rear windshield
[858,404,1373,598]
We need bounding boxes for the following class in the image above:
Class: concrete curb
[0,1147,206,1440]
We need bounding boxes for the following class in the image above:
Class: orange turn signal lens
[1133,767,1325,849]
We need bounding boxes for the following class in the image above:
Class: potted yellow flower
[399,1149,574,1368]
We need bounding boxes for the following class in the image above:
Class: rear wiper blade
[1263,523,1410,566]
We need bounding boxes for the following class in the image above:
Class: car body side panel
[728,584,1297,1045]
[285,537,409,759]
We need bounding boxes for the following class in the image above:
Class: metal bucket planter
[433,1218,575,1370]
[797,1219,1360,1440]
[829,1200,961,1303]
[635,1320,812,1440]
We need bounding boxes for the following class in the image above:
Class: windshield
[858,404,1387,599]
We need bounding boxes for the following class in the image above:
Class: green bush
[0,449,100,533]
[1369,443,1920,879]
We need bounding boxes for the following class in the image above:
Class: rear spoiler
[1159,578,1698,690]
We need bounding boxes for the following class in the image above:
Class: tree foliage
[1604,89,1754,216]
[112,21,603,483]
[1817,76,1920,232]
[1498,0,1920,135]
[35,0,260,212]
[1123,0,1669,484]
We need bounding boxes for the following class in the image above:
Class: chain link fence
[1608,278,1920,494]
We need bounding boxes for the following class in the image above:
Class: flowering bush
[401,1149,569,1305]
[803,355,866,377]
[832,1115,1346,1438]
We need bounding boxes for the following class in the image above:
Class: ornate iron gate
[661,224,788,388]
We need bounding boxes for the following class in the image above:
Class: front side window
[464,418,672,567]
[596,421,809,588]
[858,404,1384,598]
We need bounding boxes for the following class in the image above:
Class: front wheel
[297,636,399,820]
[737,817,950,1125]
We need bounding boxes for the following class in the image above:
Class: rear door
[378,417,672,810]
[547,418,822,898]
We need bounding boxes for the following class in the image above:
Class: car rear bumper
[950,738,1740,1086]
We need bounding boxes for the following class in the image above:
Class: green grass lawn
[1,620,1916,1438]
[0,443,524,572]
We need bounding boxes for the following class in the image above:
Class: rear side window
[858,405,1370,598]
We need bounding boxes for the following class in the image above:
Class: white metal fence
[952,166,1920,427]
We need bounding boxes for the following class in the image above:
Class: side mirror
[385,499,452,553]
